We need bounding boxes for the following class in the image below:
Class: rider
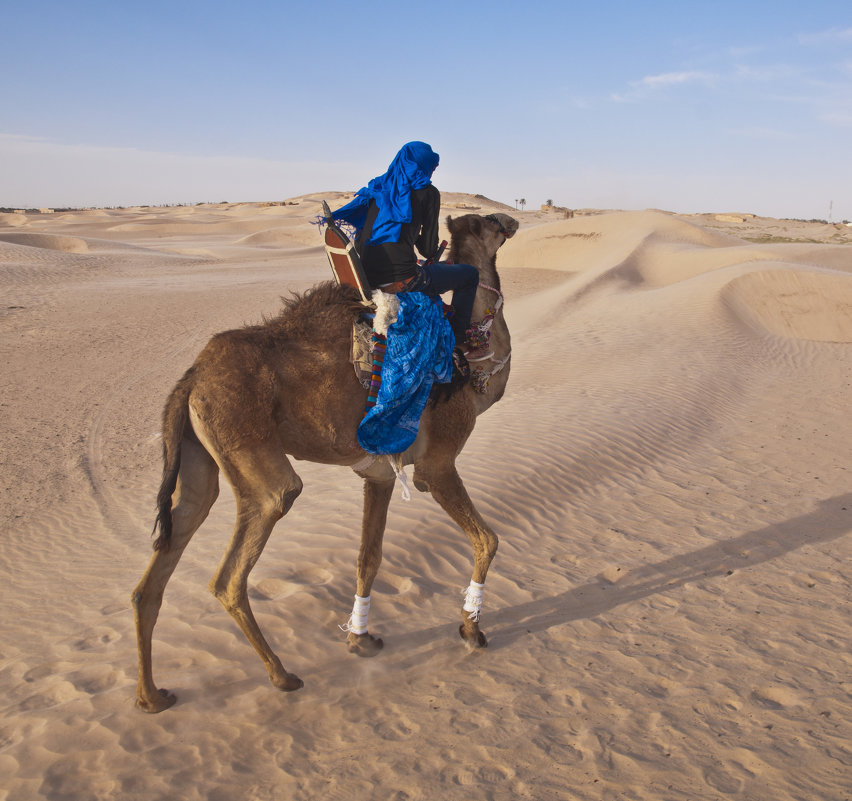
[331,141,488,360]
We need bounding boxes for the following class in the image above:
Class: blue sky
[3,0,851,219]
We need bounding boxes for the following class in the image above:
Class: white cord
[388,454,412,501]
[340,594,371,635]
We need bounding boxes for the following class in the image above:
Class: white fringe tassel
[373,290,399,336]
[388,454,412,501]
[340,594,371,635]
[462,580,485,622]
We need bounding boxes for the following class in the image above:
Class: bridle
[467,282,511,394]
[484,214,511,240]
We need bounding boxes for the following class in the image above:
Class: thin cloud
[798,26,852,45]
[0,134,360,207]
[726,126,799,141]
[639,70,715,88]
[818,110,852,127]
[611,70,717,102]
[733,63,802,82]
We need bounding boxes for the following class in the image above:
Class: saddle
[319,200,465,404]
[320,200,372,305]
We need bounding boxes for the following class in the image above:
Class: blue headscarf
[332,141,439,246]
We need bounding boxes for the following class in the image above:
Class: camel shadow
[484,491,852,650]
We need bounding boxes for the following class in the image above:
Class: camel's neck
[453,242,501,292]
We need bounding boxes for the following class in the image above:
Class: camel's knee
[131,582,163,629]
[479,532,498,562]
[252,486,302,530]
[209,577,246,613]
[276,475,303,517]
[257,475,303,521]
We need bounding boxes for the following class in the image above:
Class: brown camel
[131,212,519,712]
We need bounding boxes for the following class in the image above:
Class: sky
[2,0,851,220]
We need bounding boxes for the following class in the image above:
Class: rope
[340,594,371,634]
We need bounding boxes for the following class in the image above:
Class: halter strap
[467,283,510,393]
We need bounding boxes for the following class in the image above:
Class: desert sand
[1,194,850,800]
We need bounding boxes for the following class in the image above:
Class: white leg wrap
[341,594,371,635]
[462,580,485,622]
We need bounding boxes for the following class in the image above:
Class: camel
[131,211,519,712]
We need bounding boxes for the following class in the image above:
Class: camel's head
[446,212,519,263]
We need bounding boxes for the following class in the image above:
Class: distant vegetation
[782,217,850,225]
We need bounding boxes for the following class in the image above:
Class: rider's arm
[414,185,440,262]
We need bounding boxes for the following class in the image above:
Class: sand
[1,195,850,800]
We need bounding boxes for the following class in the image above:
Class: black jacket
[357,185,440,286]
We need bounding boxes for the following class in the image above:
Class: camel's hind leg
[347,477,395,657]
[416,460,498,649]
[132,437,219,712]
[209,441,304,692]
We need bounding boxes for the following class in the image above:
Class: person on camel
[331,141,491,362]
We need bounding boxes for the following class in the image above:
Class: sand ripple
[1,201,850,801]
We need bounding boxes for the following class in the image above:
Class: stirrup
[452,347,471,380]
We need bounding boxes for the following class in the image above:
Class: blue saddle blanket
[357,292,454,455]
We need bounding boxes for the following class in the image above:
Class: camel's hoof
[136,687,177,713]
[271,672,304,692]
[347,631,384,657]
[459,625,488,649]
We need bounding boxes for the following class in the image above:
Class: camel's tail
[151,367,195,552]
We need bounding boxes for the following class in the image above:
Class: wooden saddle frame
[320,200,373,304]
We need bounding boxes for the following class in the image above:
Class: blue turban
[332,141,439,246]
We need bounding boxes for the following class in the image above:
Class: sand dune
[0,231,90,253]
[1,197,850,800]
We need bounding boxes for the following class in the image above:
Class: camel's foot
[347,631,384,657]
[459,623,488,650]
[270,670,304,692]
[136,687,177,713]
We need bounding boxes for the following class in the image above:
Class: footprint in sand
[598,565,624,584]
[16,680,81,711]
[704,764,743,794]
[250,567,335,600]
[73,627,121,651]
[67,665,122,695]
[751,685,800,709]
[249,578,303,600]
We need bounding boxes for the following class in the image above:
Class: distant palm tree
[514,199,519,209]
[519,198,526,211]
[546,199,553,207]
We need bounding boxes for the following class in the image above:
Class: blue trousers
[404,262,479,345]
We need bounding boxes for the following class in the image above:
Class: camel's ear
[446,214,483,238]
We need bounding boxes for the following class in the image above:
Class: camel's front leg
[419,464,498,648]
[346,477,395,656]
